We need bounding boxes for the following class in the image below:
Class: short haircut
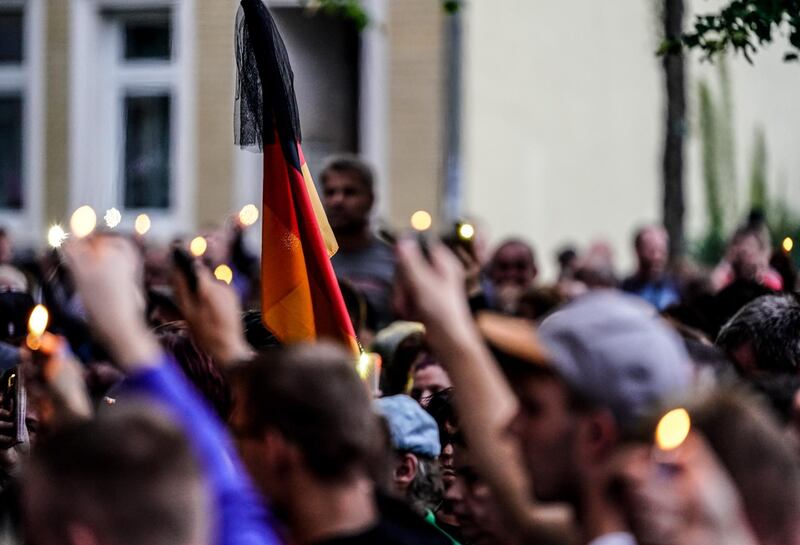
[319,155,375,195]
[229,342,385,483]
[24,406,207,545]
[632,224,665,249]
[690,389,800,545]
[716,293,800,374]
[490,238,537,266]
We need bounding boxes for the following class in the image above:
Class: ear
[576,409,619,463]
[66,523,101,545]
[394,452,419,491]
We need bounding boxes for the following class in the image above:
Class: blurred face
[507,375,579,502]
[322,171,373,234]
[489,242,537,289]
[731,234,765,280]
[410,363,452,406]
[636,227,669,277]
[452,447,516,545]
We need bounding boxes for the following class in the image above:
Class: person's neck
[286,472,379,545]
[336,228,373,253]
[576,481,630,543]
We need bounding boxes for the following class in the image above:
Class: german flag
[235,0,357,352]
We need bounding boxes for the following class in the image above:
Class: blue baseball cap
[375,395,441,458]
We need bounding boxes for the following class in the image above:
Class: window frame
[0,0,44,244]
[69,0,194,239]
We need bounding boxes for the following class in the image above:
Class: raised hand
[62,235,159,370]
[172,261,254,367]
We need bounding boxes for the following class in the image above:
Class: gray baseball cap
[537,290,692,427]
[375,395,441,458]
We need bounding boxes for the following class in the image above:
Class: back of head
[538,291,692,429]
[231,342,384,483]
[717,293,800,375]
[24,406,208,545]
[690,389,800,545]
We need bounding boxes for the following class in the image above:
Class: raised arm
[396,239,573,545]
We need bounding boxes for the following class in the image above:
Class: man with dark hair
[716,293,800,376]
[621,225,679,310]
[229,343,450,545]
[486,239,538,313]
[321,155,395,326]
[24,407,210,545]
[410,357,453,407]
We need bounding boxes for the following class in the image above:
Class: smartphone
[172,246,198,294]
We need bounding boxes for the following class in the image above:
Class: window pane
[0,11,23,63]
[124,95,171,209]
[123,15,171,60]
[0,96,23,209]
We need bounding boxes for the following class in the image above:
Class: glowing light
[238,204,260,226]
[357,352,372,379]
[458,223,475,240]
[70,206,97,238]
[47,225,68,248]
[190,236,208,257]
[134,214,151,236]
[28,305,49,338]
[655,408,691,451]
[214,264,233,285]
[410,210,432,231]
[783,237,794,253]
[104,207,122,229]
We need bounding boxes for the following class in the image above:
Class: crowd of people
[1,154,800,545]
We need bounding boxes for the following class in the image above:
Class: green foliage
[658,0,800,62]
[306,0,369,30]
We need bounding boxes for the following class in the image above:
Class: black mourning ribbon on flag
[234,0,302,152]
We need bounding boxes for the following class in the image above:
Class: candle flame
[239,204,260,226]
[70,206,97,239]
[28,304,49,338]
[134,214,151,236]
[214,264,233,285]
[655,407,691,451]
[410,210,432,232]
[783,237,794,253]
[190,236,208,257]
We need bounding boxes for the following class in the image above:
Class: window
[123,94,171,208]
[0,8,24,211]
[108,9,175,210]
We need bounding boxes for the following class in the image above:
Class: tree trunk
[662,0,686,259]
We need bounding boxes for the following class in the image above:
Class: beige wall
[463,0,800,279]
[387,0,445,229]
[44,1,70,224]
[195,0,239,227]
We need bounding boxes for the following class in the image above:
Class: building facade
[0,0,446,246]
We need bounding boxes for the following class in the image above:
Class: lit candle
[70,206,97,239]
[410,210,432,232]
[357,352,382,395]
[134,214,151,236]
[238,204,260,227]
[783,237,794,254]
[26,304,50,352]
[190,236,208,257]
[214,264,233,285]
[655,407,691,451]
